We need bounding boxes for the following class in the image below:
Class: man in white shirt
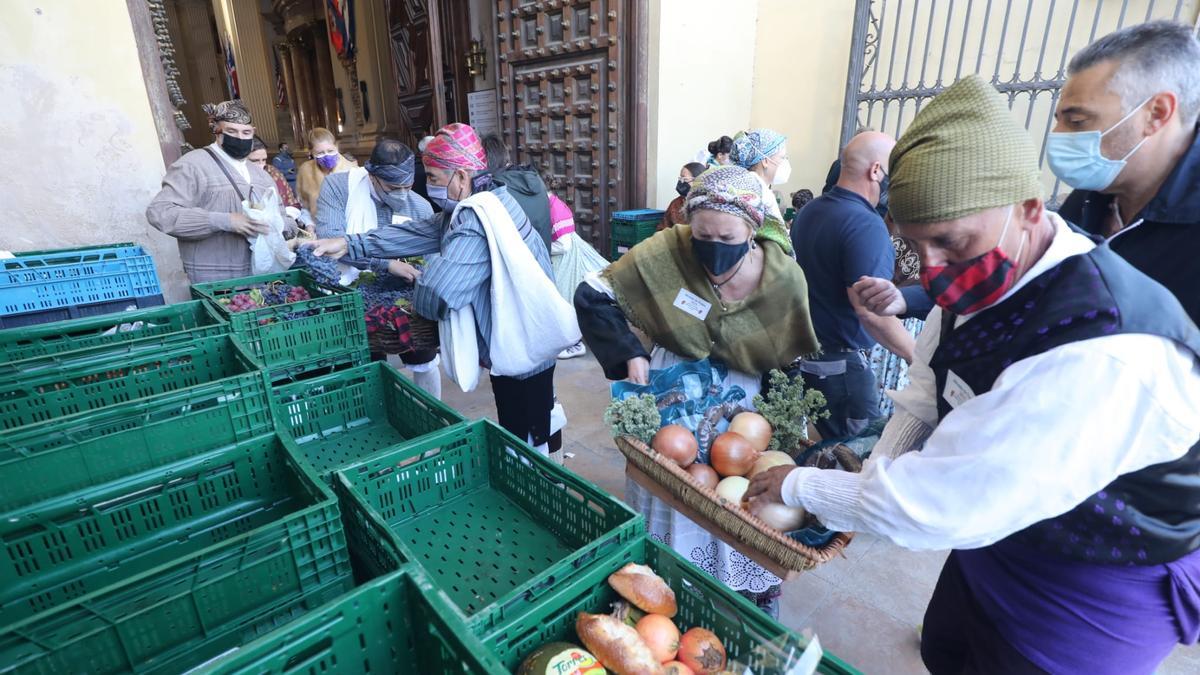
[748,75,1200,674]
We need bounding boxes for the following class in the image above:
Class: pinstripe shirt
[347,185,555,378]
[316,170,434,275]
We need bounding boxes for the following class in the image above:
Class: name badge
[673,288,712,321]
[391,214,412,225]
[943,370,976,409]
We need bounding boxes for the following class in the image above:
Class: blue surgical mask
[1045,97,1152,191]
[426,184,458,210]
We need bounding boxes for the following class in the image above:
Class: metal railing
[840,0,1200,206]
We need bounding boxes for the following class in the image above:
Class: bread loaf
[575,612,665,675]
[607,563,678,617]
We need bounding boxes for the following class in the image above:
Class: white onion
[714,476,750,504]
[756,503,807,531]
[749,451,795,478]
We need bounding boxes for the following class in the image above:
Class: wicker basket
[616,435,853,580]
[407,312,439,351]
[367,326,411,355]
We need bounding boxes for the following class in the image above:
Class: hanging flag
[224,34,240,99]
[324,0,355,60]
[273,47,287,108]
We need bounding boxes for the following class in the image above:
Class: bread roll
[608,563,677,617]
[575,612,665,675]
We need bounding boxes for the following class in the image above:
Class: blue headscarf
[730,129,787,169]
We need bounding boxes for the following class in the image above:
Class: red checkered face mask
[920,206,1026,315]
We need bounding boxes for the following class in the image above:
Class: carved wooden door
[495,0,644,252]
[386,0,470,146]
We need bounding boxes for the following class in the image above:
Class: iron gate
[840,0,1200,205]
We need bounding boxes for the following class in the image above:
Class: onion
[756,503,808,531]
[685,463,720,490]
[749,450,796,478]
[714,476,749,504]
[728,412,772,452]
[652,425,698,468]
[709,432,758,477]
[635,614,680,663]
[663,662,695,675]
[678,627,727,674]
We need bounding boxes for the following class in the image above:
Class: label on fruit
[673,288,712,321]
[544,648,605,675]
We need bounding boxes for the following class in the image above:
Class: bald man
[791,131,915,441]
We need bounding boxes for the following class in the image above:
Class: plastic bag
[244,186,295,274]
[552,232,609,302]
[611,358,746,464]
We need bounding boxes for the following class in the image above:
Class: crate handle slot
[92,482,168,513]
[281,634,336,670]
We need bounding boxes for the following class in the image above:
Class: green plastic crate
[0,366,271,512]
[482,536,860,675]
[0,300,228,363]
[333,420,644,635]
[190,270,368,380]
[611,217,660,245]
[201,566,507,674]
[273,362,466,482]
[0,433,353,675]
[0,334,264,432]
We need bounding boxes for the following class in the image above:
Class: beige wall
[646,0,759,210]
[647,0,1200,208]
[0,0,190,300]
[750,0,856,201]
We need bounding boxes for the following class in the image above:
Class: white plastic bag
[243,187,295,274]
[440,305,481,392]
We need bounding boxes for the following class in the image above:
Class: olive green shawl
[603,225,819,374]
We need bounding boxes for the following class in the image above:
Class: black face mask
[876,171,890,218]
[675,180,690,198]
[692,237,750,276]
[221,134,253,160]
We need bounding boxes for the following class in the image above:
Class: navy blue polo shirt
[1056,125,1200,324]
[792,186,894,351]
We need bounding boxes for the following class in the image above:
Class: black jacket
[492,167,552,250]
[1057,126,1200,324]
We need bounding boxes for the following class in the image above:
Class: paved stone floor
[403,353,1200,674]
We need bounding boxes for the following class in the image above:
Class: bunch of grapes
[294,247,342,287]
[223,292,261,313]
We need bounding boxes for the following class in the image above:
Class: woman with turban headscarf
[731,129,794,251]
[574,165,820,615]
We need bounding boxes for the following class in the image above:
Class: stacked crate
[0,256,859,673]
[0,243,165,329]
[609,208,665,260]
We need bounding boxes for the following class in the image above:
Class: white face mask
[770,157,792,185]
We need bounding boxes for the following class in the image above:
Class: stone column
[288,35,315,138]
[312,22,341,132]
[277,43,303,145]
[222,0,279,144]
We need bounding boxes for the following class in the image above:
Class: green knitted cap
[888,75,1042,225]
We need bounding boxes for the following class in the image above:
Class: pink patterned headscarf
[422,123,487,171]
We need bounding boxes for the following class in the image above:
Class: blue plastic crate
[0,243,163,318]
[611,208,666,222]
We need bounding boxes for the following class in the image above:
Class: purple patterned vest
[929,245,1200,565]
